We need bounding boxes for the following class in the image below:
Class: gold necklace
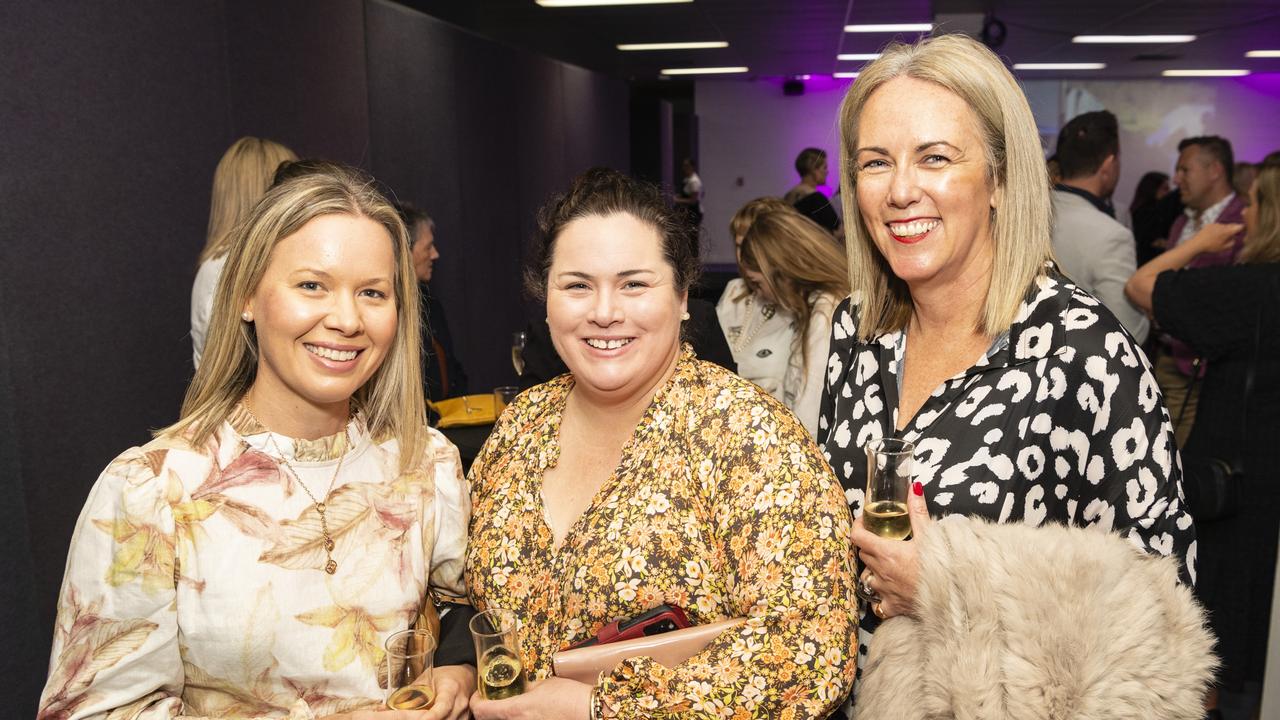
[243,406,351,575]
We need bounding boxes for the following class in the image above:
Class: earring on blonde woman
[242,311,253,322]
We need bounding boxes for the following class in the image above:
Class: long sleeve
[189,257,225,369]
[789,293,837,436]
[39,448,185,720]
[1056,315,1195,583]
[428,429,470,600]
[426,430,477,668]
[1092,225,1149,343]
[597,397,859,718]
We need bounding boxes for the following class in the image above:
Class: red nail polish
[913,482,924,496]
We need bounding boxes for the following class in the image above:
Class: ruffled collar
[227,403,366,464]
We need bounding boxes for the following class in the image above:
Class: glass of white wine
[856,437,915,603]
[511,331,528,378]
[384,629,436,710]
[470,608,527,700]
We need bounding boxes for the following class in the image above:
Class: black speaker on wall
[783,77,805,96]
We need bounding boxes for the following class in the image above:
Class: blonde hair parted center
[838,34,1053,341]
[165,166,427,472]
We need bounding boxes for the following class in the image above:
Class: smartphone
[569,604,692,648]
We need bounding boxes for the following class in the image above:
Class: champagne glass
[384,629,436,710]
[856,437,914,603]
[470,609,527,700]
[511,332,527,378]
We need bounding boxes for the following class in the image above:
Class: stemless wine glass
[511,332,528,378]
[856,437,915,603]
[384,629,436,710]
[470,609,527,700]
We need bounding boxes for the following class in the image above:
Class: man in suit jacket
[1051,110,1150,343]
[1156,136,1247,446]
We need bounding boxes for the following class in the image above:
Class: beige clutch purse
[551,618,746,683]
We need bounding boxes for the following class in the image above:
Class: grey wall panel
[1,0,229,630]
[225,0,372,165]
[364,0,630,391]
[0,2,232,705]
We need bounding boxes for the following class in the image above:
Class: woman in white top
[42,165,474,720]
[717,200,848,434]
[191,137,297,368]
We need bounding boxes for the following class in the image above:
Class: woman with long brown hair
[735,208,849,434]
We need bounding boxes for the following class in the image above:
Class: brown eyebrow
[557,269,659,281]
[293,268,391,286]
[855,141,961,155]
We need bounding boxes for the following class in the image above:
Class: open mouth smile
[887,219,940,243]
[305,343,360,362]
[585,338,634,350]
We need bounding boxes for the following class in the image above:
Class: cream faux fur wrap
[855,517,1216,720]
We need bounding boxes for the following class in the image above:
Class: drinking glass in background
[864,438,914,540]
[493,386,519,415]
[384,629,436,710]
[470,608,527,700]
[511,331,527,378]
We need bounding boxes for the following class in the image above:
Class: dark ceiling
[398,0,1280,80]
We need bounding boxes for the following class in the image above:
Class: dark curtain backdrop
[364,0,629,387]
[1,0,628,711]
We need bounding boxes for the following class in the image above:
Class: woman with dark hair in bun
[466,168,858,719]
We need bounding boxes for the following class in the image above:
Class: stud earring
[681,311,691,321]
[242,311,253,322]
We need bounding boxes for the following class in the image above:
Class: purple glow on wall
[1230,73,1280,161]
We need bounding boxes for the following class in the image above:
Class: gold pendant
[324,537,335,551]
[325,559,338,574]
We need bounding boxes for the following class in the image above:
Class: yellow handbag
[427,394,496,428]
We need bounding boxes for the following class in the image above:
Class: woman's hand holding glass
[469,676,594,720]
[852,480,932,619]
[852,438,931,619]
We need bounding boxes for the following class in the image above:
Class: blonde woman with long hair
[735,208,848,434]
[1127,165,1280,713]
[820,34,1211,717]
[41,166,476,720]
[191,136,297,367]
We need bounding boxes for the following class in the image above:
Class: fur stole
[855,517,1216,720]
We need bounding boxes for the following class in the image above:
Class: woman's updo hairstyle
[524,167,700,300]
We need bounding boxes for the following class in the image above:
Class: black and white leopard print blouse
[818,270,1196,691]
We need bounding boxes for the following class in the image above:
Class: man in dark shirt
[396,202,468,402]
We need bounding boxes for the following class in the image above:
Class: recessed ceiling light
[837,53,881,61]
[1162,69,1250,77]
[617,41,727,51]
[1013,63,1107,70]
[660,66,749,75]
[1246,50,1280,58]
[844,23,932,33]
[834,72,860,79]
[1073,34,1196,44]
[537,0,692,6]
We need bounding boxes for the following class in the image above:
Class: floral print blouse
[466,347,859,718]
[39,407,469,720]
